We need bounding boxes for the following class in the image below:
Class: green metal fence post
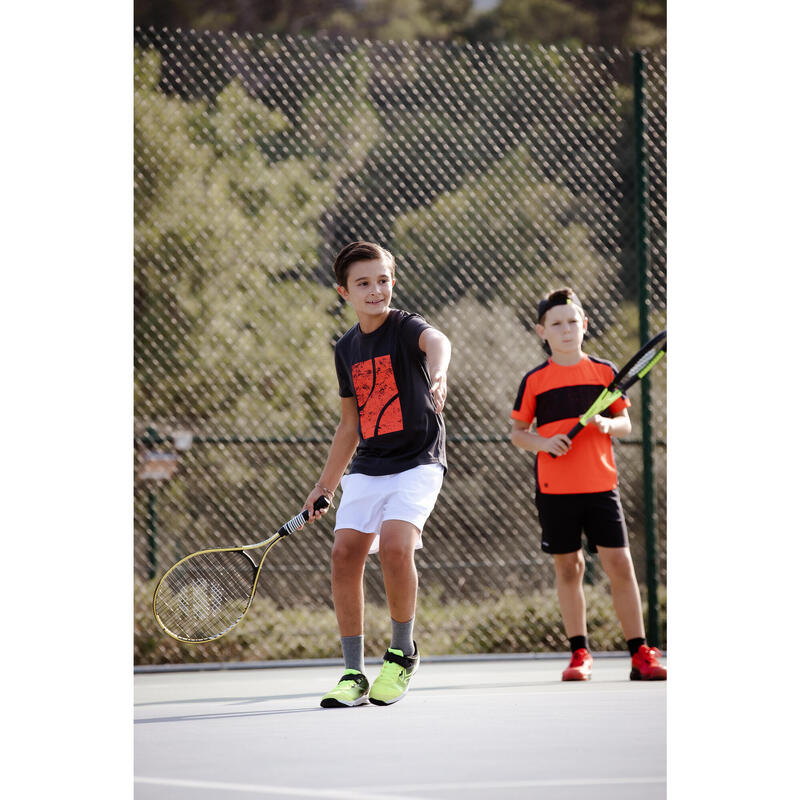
[143,426,161,581]
[146,488,158,580]
[633,51,661,647]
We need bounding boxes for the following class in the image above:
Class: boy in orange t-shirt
[510,288,666,681]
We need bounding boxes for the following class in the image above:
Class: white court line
[398,688,663,702]
[381,777,665,791]
[137,685,658,709]
[134,775,665,799]
[134,777,426,799]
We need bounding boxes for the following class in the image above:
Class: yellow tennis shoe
[320,669,370,708]
[368,644,419,706]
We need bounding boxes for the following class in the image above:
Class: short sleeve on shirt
[511,372,537,424]
[335,348,354,398]
[398,313,430,354]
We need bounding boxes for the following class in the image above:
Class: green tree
[134,1,354,36]
[134,0,666,50]
[392,146,614,320]
[321,0,464,41]
[134,46,352,436]
[472,0,598,47]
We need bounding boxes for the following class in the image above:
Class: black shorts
[534,489,628,555]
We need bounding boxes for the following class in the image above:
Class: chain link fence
[134,28,666,666]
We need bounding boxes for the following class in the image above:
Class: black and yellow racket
[153,496,330,643]
[551,329,666,457]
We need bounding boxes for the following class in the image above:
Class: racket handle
[548,421,586,458]
[304,495,331,519]
[277,495,331,538]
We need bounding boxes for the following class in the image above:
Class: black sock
[569,635,588,653]
[627,637,646,656]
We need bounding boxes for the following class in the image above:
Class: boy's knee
[378,541,414,568]
[331,536,367,568]
[378,521,419,566]
[599,547,635,579]
[553,551,585,582]
[378,530,417,568]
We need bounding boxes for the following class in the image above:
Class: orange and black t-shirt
[335,308,446,476]
[511,355,630,494]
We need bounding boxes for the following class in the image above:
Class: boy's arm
[588,408,632,437]
[510,419,572,457]
[303,396,360,522]
[419,328,451,413]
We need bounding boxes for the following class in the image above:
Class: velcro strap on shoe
[382,650,415,669]
[339,672,367,685]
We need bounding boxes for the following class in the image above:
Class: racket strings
[618,332,666,384]
[628,347,662,377]
[154,550,258,642]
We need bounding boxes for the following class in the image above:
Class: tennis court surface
[135,654,665,799]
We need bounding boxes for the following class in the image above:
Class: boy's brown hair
[332,241,395,288]
[537,287,584,324]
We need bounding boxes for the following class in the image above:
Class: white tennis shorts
[334,463,445,555]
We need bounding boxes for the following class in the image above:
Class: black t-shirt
[335,308,447,476]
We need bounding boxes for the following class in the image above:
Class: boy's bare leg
[366,519,422,705]
[331,529,376,636]
[596,545,646,640]
[553,550,587,638]
[377,519,420,624]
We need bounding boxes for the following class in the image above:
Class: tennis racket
[550,329,666,457]
[153,496,330,643]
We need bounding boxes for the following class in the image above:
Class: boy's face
[535,303,587,357]
[337,257,395,319]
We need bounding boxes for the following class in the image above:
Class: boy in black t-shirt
[304,241,450,707]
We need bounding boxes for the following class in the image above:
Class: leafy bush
[135,577,666,666]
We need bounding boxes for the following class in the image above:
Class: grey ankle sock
[341,635,365,674]
[390,617,415,656]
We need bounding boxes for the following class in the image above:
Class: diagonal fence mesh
[134,29,666,666]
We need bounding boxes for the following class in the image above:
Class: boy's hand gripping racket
[550,329,666,457]
[152,496,330,643]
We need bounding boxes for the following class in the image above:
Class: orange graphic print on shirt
[352,355,403,438]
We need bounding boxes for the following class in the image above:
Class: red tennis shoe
[630,645,667,681]
[562,648,593,681]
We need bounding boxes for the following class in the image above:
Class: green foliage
[133,31,667,665]
[392,146,611,316]
[134,46,346,435]
[295,50,381,181]
[324,0,449,41]
[433,295,544,431]
[135,577,667,665]
[134,0,666,50]
[628,0,667,49]
[483,0,598,47]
